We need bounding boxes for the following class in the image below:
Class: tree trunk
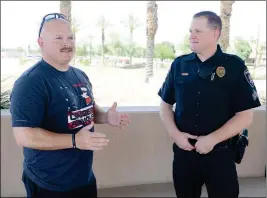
[60,1,71,24]
[97,16,109,66]
[89,40,92,63]
[145,37,155,83]
[101,28,105,66]
[254,25,260,78]
[60,1,75,64]
[219,1,234,52]
[145,1,158,83]
[129,30,133,66]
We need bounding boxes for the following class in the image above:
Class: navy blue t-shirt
[10,59,96,191]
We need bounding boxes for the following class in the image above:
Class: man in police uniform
[158,11,261,198]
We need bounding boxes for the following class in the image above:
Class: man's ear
[214,29,220,40]
[37,37,44,48]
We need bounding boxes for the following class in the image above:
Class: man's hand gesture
[107,102,131,129]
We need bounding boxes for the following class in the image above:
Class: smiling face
[189,16,220,54]
[38,19,75,66]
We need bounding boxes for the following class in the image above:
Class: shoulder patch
[252,90,258,101]
[244,69,255,88]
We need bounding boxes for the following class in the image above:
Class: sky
[1,1,266,49]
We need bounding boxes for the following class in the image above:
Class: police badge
[216,66,226,78]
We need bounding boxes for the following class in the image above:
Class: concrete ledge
[1,107,266,197]
[1,105,265,114]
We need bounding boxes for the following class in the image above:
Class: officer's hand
[172,132,198,151]
[195,135,217,154]
[75,122,110,151]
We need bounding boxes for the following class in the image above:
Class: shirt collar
[184,44,224,63]
[40,58,70,75]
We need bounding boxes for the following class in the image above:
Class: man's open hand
[107,102,132,129]
[75,122,109,151]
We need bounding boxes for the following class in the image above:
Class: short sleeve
[158,61,176,105]
[231,64,261,113]
[10,76,47,128]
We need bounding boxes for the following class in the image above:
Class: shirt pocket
[174,76,194,108]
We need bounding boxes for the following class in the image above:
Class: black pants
[172,144,239,198]
[22,171,97,198]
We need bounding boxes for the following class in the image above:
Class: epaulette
[224,53,245,64]
[176,52,195,61]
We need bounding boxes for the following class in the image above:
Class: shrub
[1,89,11,109]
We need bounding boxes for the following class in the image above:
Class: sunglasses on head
[38,13,68,37]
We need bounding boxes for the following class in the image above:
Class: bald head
[38,18,75,69]
[40,19,72,38]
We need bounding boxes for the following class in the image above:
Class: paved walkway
[98,177,266,197]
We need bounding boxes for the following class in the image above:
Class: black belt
[186,139,229,153]
[213,144,229,151]
[173,142,229,153]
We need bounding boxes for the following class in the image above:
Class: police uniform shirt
[158,45,261,138]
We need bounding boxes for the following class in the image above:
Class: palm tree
[122,13,141,66]
[60,2,80,37]
[60,1,71,24]
[70,18,81,65]
[88,34,94,63]
[219,1,235,52]
[60,2,81,65]
[145,1,158,83]
[71,18,80,35]
[97,16,110,66]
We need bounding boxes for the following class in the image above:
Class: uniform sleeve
[231,64,261,113]
[10,76,47,128]
[158,61,176,105]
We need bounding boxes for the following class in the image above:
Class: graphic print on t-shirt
[81,87,91,105]
[67,83,94,130]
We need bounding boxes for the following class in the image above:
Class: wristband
[72,134,76,148]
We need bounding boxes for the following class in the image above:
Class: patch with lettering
[244,69,255,88]
[252,90,258,101]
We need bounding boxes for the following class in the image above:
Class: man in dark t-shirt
[10,13,131,198]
